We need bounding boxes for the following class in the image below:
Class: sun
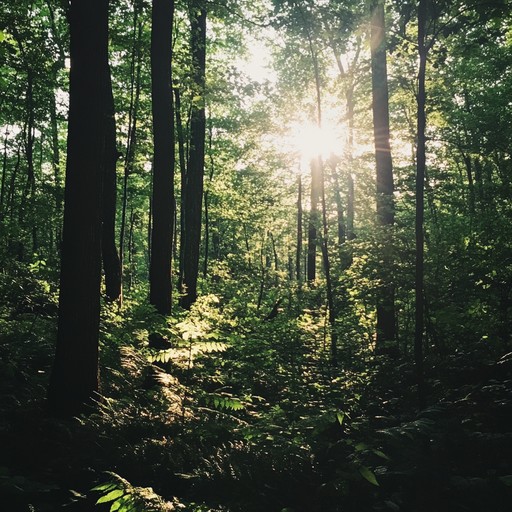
[287,119,346,171]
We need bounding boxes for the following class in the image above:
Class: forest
[1,0,512,510]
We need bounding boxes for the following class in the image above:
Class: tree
[180,0,207,309]
[149,0,175,316]
[48,0,109,415]
[102,64,122,301]
[370,0,396,354]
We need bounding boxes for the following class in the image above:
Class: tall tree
[149,0,175,316]
[370,0,396,354]
[180,0,207,309]
[48,0,109,416]
[102,64,122,301]
[415,0,427,408]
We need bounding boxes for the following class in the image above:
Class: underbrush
[1,281,511,511]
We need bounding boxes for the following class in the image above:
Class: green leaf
[373,449,390,460]
[336,412,345,425]
[355,442,368,452]
[96,489,124,504]
[359,466,379,486]
[91,482,117,492]
[110,501,122,512]
[0,31,5,43]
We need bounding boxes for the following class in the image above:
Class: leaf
[110,501,122,512]
[359,466,379,486]
[336,412,345,425]
[373,449,390,460]
[91,482,117,492]
[96,489,124,504]
[355,442,368,452]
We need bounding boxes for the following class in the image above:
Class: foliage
[1,0,512,511]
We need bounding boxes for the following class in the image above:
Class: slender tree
[296,174,303,283]
[415,0,427,408]
[370,0,396,354]
[149,0,175,316]
[102,64,122,301]
[48,0,109,416]
[180,0,207,309]
[120,4,143,305]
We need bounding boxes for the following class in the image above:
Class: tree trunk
[0,131,8,219]
[306,25,322,284]
[415,0,427,408]
[48,0,109,416]
[119,7,142,306]
[174,87,187,289]
[50,88,63,255]
[296,175,303,283]
[149,0,175,316]
[307,158,321,282]
[319,160,337,366]
[370,0,397,354]
[180,0,207,309]
[101,64,121,301]
[203,113,215,278]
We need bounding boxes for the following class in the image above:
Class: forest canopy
[1,0,512,511]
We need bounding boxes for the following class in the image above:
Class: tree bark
[149,0,175,316]
[48,0,109,416]
[180,0,207,309]
[371,0,397,354]
[101,64,121,301]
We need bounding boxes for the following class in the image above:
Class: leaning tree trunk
[180,0,207,309]
[149,0,175,316]
[370,0,397,355]
[48,0,109,416]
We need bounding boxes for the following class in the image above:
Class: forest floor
[1,298,512,512]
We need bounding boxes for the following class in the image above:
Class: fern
[92,472,174,512]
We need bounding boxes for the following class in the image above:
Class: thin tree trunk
[296,175,303,283]
[119,11,142,306]
[319,159,337,366]
[128,208,136,291]
[149,0,175,317]
[305,27,322,283]
[50,90,63,254]
[415,0,427,409]
[331,167,346,246]
[181,0,207,309]
[203,113,215,278]
[101,64,121,301]
[371,0,397,354]
[0,130,9,219]
[174,87,187,289]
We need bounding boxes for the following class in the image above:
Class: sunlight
[288,120,346,170]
